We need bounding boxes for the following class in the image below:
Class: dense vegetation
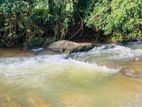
[0,0,142,48]
[86,0,142,42]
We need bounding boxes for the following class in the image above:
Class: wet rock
[30,48,44,55]
[103,44,116,49]
[120,60,142,78]
[45,40,94,54]
[133,57,140,62]
[30,47,60,55]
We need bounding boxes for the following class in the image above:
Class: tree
[85,0,142,41]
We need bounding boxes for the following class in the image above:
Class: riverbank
[0,40,96,57]
[0,38,139,57]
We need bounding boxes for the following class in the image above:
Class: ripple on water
[0,46,142,107]
[70,44,142,65]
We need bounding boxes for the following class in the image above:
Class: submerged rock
[120,59,142,78]
[45,40,94,54]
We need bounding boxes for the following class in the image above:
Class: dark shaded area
[0,0,141,48]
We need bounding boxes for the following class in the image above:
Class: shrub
[0,0,74,47]
[85,0,142,41]
[47,0,74,40]
[0,0,43,47]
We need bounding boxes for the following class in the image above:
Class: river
[0,42,142,107]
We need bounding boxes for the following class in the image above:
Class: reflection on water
[0,44,142,107]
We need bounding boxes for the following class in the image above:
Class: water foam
[0,54,118,78]
[72,44,142,60]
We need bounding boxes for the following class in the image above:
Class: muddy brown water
[0,48,33,57]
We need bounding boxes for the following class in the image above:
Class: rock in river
[120,59,142,78]
[45,40,94,54]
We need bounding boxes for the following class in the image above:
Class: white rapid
[70,43,142,66]
[0,43,142,107]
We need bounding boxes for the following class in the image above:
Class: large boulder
[45,40,94,54]
[120,60,142,78]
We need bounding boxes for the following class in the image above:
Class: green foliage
[0,0,74,47]
[73,0,96,19]
[0,0,142,47]
[32,0,49,25]
[0,0,43,47]
[47,0,73,40]
[86,0,142,41]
